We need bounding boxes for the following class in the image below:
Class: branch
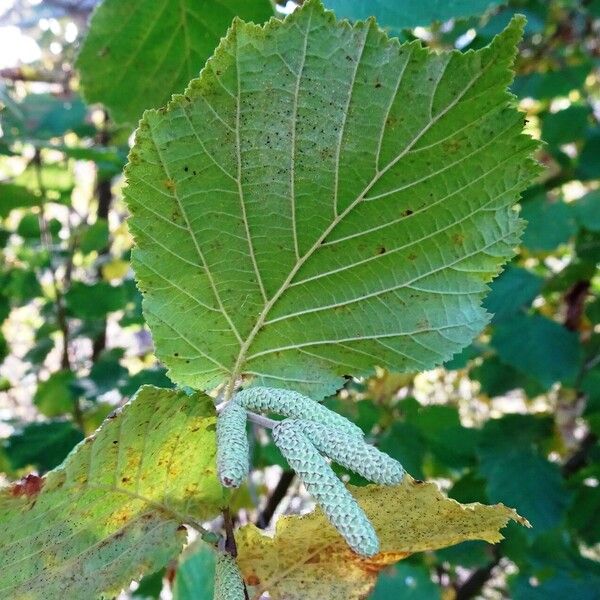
[222,508,249,600]
[454,549,500,600]
[257,470,295,529]
[564,280,590,331]
[92,111,114,361]
[562,431,598,477]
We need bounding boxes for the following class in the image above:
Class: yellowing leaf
[0,386,226,599]
[102,258,130,281]
[236,478,528,600]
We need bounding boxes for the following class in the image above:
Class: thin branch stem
[257,470,295,529]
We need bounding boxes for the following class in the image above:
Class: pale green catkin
[298,420,405,485]
[235,387,363,437]
[214,552,246,600]
[216,401,249,488]
[272,419,380,557]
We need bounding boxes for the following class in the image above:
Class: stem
[222,508,250,600]
[454,555,500,600]
[246,411,279,429]
[257,470,295,529]
[33,150,84,432]
[215,401,279,430]
[92,110,113,361]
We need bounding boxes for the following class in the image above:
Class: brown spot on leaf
[10,474,44,498]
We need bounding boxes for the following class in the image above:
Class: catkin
[214,552,246,600]
[235,387,363,438]
[272,419,380,557]
[216,401,249,488]
[298,420,405,485]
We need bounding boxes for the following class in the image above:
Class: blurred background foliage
[0,0,598,598]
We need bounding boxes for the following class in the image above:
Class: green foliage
[324,0,507,30]
[77,0,274,124]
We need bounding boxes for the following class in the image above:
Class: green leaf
[471,355,544,397]
[521,196,577,252]
[73,349,129,399]
[511,63,591,100]
[478,416,570,534]
[572,190,600,233]
[64,281,128,319]
[0,386,225,599]
[369,562,441,599]
[379,421,426,479]
[0,93,90,141]
[76,0,274,125]
[0,184,40,217]
[483,264,542,322]
[512,574,600,600]
[324,0,507,30]
[4,421,83,473]
[2,268,43,305]
[576,132,600,180]
[479,448,569,534]
[33,370,76,417]
[80,219,110,254]
[541,105,590,147]
[492,314,581,388]
[173,542,216,600]
[124,1,538,400]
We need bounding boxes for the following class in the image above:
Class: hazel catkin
[235,386,363,437]
[214,552,246,600]
[216,401,249,488]
[297,419,405,485]
[272,418,379,557]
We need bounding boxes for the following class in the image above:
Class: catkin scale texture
[272,419,380,557]
[298,420,405,485]
[235,387,363,437]
[214,552,246,600]
[216,402,249,488]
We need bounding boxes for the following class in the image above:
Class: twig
[257,470,295,529]
[564,280,590,331]
[222,508,250,600]
[92,110,113,360]
[454,549,500,600]
[562,431,598,477]
[33,150,85,432]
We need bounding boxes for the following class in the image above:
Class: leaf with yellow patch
[236,478,528,599]
[0,386,226,599]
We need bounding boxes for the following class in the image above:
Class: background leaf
[323,0,507,30]
[76,0,274,124]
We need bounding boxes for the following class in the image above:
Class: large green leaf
[0,386,225,599]
[76,0,274,125]
[0,184,40,217]
[124,0,538,400]
[324,0,507,30]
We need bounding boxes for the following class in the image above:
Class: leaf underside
[0,386,225,599]
[76,0,274,125]
[125,0,539,399]
[236,477,528,600]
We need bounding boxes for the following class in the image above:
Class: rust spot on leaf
[10,474,44,498]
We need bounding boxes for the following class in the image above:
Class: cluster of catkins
[216,387,406,557]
